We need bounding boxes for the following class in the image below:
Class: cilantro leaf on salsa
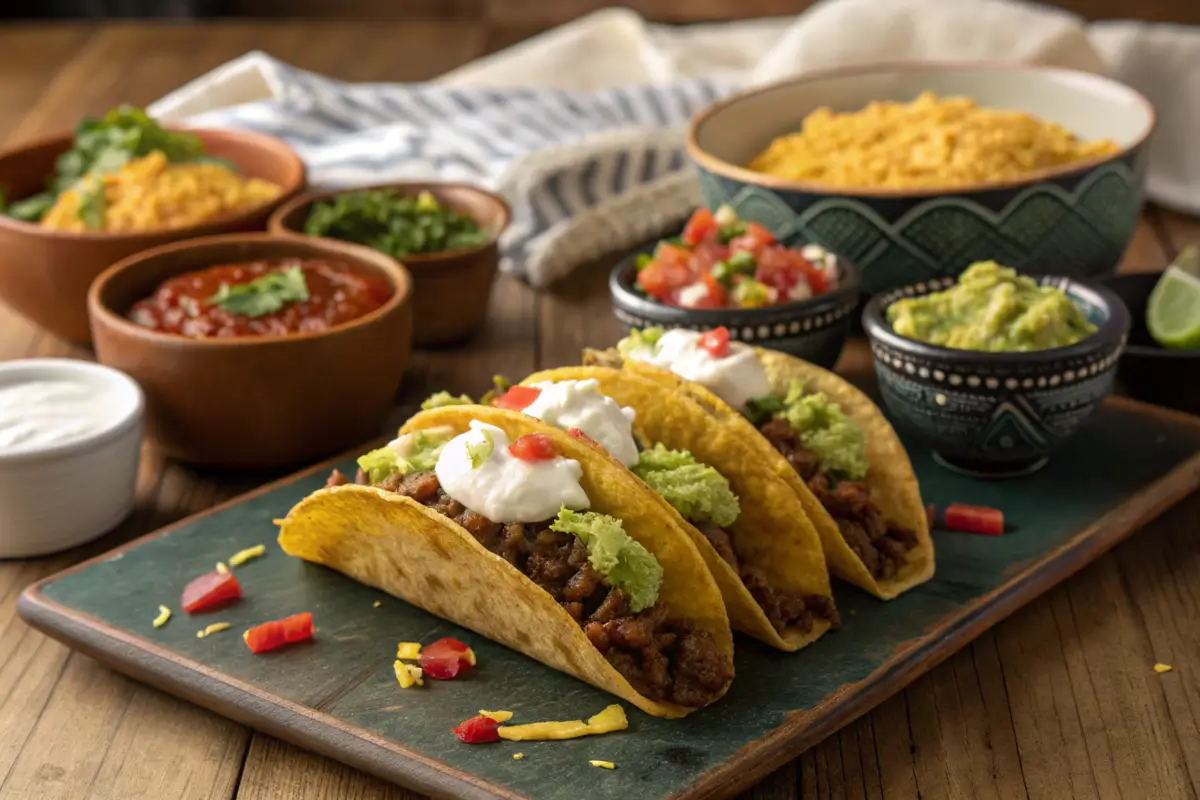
[303,189,489,259]
[208,266,310,319]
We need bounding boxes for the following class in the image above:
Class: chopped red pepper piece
[492,385,541,411]
[680,207,717,246]
[944,503,1005,536]
[244,612,314,654]
[698,326,731,357]
[181,569,243,614]
[508,433,558,462]
[453,715,501,744]
[568,427,600,448]
[419,637,475,680]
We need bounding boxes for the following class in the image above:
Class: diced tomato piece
[453,715,501,744]
[728,222,776,255]
[944,503,1005,536]
[637,258,693,302]
[698,326,731,357]
[653,242,692,269]
[755,249,800,296]
[700,271,728,307]
[419,637,475,680]
[508,433,558,461]
[493,385,541,411]
[680,208,718,246]
[181,569,243,613]
[244,612,314,654]
[689,239,730,275]
[568,427,600,448]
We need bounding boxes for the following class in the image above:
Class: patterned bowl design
[608,247,860,369]
[862,275,1130,478]
[686,64,1156,296]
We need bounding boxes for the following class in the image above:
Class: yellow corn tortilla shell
[278,406,733,718]
[584,346,934,599]
[522,366,833,651]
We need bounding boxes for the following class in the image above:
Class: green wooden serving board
[19,397,1200,800]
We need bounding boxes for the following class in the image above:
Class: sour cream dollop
[625,329,771,410]
[0,379,124,453]
[435,421,590,523]
[521,379,639,467]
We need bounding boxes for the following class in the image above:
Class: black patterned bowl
[687,64,1156,296]
[862,275,1130,478]
[609,247,860,369]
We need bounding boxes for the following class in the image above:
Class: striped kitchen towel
[156,53,738,287]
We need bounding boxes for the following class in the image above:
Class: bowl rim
[268,179,512,265]
[861,271,1132,364]
[609,241,862,323]
[686,60,1158,199]
[87,231,413,348]
[0,126,307,241]
[0,358,144,465]
[1102,271,1200,360]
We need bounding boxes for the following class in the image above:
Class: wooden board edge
[16,588,531,800]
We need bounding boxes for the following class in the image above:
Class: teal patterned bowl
[862,274,1130,478]
[686,64,1156,296]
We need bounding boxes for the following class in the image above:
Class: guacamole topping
[421,391,474,410]
[631,445,740,528]
[550,507,662,612]
[617,326,664,358]
[745,380,867,480]
[886,261,1097,352]
[357,427,455,483]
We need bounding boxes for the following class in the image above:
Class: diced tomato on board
[944,503,1005,536]
[508,433,558,462]
[244,612,314,654]
[419,637,476,680]
[181,569,243,614]
[492,385,541,411]
[680,208,718,246]
[698,326,731,358]
[453,715,501,744]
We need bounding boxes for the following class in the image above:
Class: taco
[278,405,734,718]
[587,326,934,600]
[492,367,837,651]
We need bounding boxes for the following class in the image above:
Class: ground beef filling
[692,521,838,635]
[757,418,919,581]
[326,467,731,707]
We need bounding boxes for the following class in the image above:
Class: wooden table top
[0,20,1197,800]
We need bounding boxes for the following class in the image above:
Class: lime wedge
[1172,245,1200,279]
[1146,265,1200,350]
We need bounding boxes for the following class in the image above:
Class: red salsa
[128,258,393,338]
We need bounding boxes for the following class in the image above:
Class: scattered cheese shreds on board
[497,704,628,741]
[512,753,524,761]
[216,562,229,574]
[272,518,285,526]
[1154,663,1173,674]
[394,661,424,688]
[479,710,513,723]
[152,605,171,628]
[589,760,616,770]
[373,601,382,608]
[196,622,231,639]
[396,642,421,660]
[464,647,477,667]
[228,544,266,567]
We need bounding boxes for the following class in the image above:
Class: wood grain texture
[0,19,1196,800]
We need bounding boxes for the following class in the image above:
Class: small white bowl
[0,359,143,557]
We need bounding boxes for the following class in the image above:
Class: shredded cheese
[479,710,513,723]
[464,647,477,667]
[394,661,424,688]
[589,761,616,770]
[373,601,382,608]
[512,753,524,761]
[228,544,266,567]
[497,705,628,741]
[272,518,285,526]
[152,605,171,628]
[1154,663,1173,674]
[196,622,231,639]
[396,642,422,660]
[215,562,229,574]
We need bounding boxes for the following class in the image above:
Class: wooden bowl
[269,181,509,346]
[0,128,306,344]
[88,234,413,470]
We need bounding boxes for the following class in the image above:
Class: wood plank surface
[0,19,1195,800]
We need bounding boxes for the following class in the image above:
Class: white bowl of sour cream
[0,359,143,557]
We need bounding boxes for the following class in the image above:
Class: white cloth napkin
[150,0,1200,287]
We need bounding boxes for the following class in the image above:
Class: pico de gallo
[634,206,838,309]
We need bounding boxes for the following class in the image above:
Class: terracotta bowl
[269,181,509,346]
[0,128,306,344]
[88,234,413,470]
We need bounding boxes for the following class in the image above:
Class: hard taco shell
[278,406,733,718]
[522,366,834,651]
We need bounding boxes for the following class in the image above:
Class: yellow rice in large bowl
[747,91,1120,190]
[41,150,282,233]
